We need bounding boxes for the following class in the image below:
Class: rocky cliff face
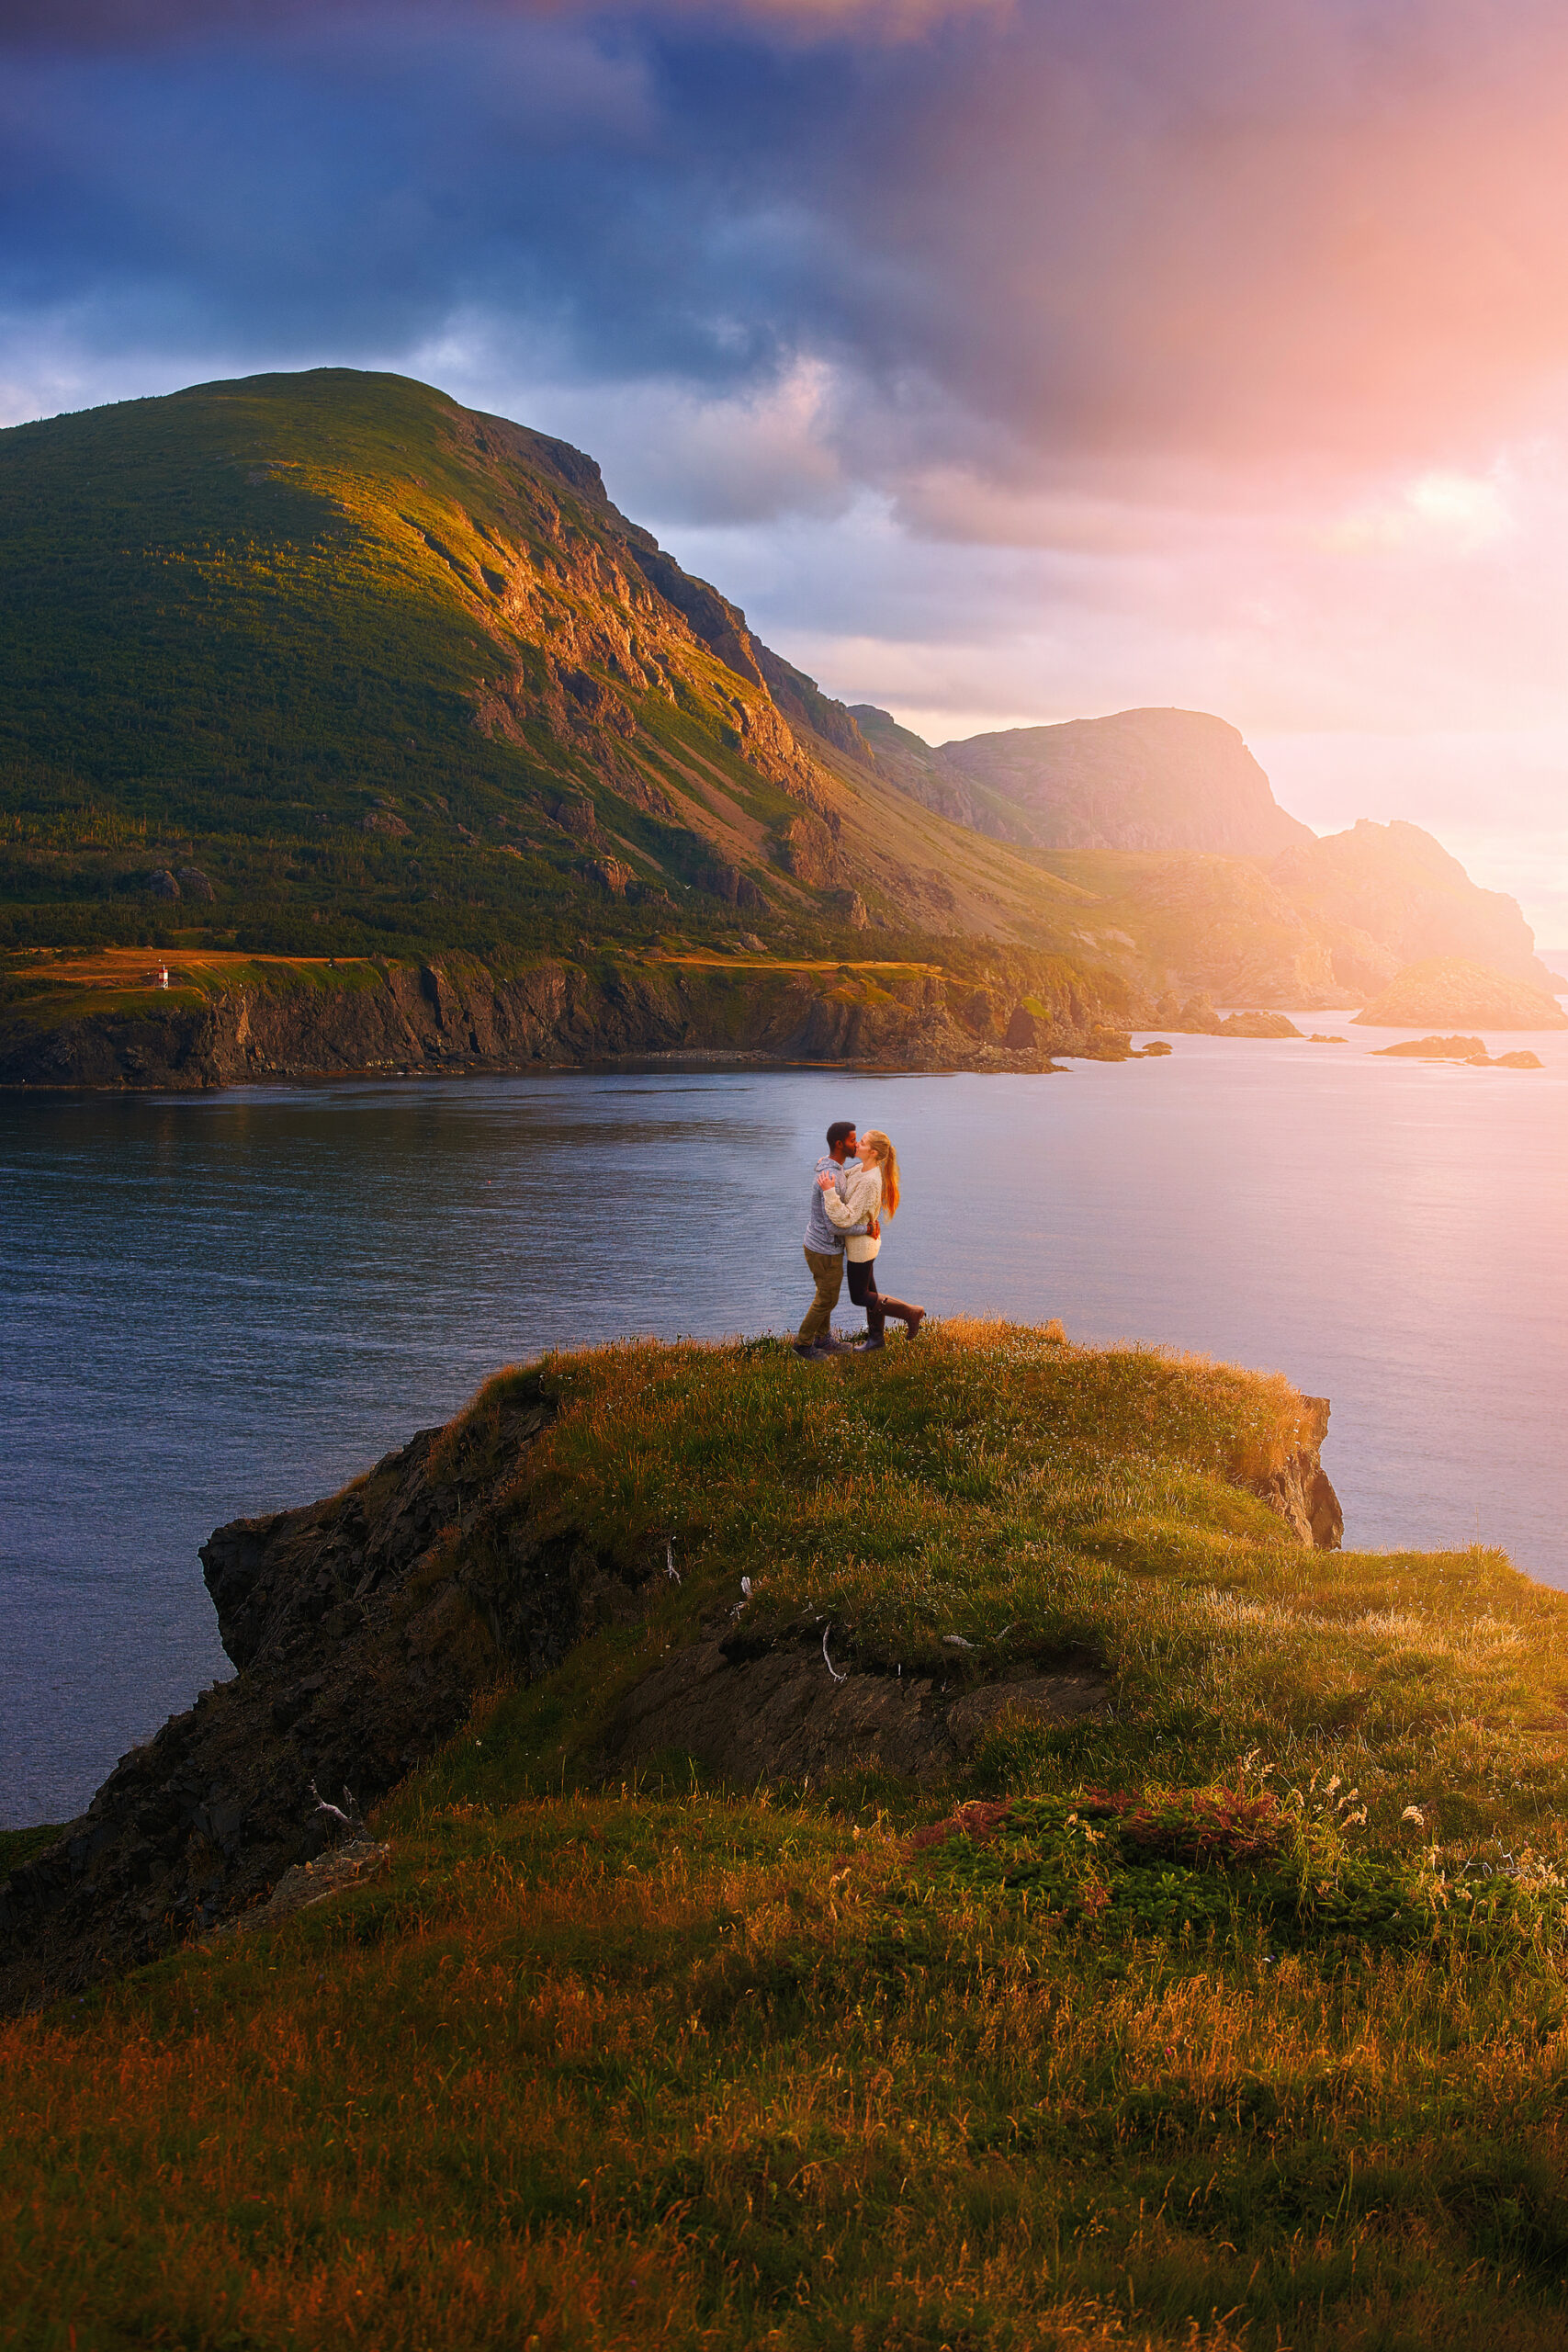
[0,1378,598,2012]
[0,951,1146,1091]
[1247,1396,1344,1548]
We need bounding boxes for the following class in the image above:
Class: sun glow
[1318,467,1515,555]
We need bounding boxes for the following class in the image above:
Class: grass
[0,1825,62,1877]
[7,1324,1568,2346]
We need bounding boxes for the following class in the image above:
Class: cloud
[8,0,1568,926]
[11,0,1568,482]
[4,0,1009,51]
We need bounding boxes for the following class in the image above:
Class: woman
[816,1128,925,1348]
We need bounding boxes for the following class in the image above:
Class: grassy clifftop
[7,1327,1568,2346]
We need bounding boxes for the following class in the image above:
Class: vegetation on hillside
[6,1326,1568,2346]
[0,369,803,958]
[0,369,1108,979]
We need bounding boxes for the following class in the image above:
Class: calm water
[6,1023,1568,1826]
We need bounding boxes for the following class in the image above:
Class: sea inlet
[5,1021,1566,1825]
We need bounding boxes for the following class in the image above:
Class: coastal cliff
[0,948,1147,1089]
[0,1329,1341,2013]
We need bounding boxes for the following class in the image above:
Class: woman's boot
[876,1296,925,1338]
[857,1295,887,1350]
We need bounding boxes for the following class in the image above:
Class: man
[794,1119,863,1358]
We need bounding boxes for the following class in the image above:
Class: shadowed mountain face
[855,706,1312,857]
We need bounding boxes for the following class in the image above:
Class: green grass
[0,1825,62,1877]
[8,1325,1568,2346]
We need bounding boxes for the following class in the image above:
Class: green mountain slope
[0,368,1100,966]
[6,368,1546,1038]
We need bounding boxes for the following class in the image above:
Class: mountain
[854,705,1312,856]
[855,706,1555,1012]
[1271,820,1557,993]
[0,368,1102,966]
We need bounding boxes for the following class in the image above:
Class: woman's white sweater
[820,1164,882,1232]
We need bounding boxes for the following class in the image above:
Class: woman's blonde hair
[860,1128,899,1218]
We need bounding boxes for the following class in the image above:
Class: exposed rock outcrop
[1246,1396,1343,1550]
[1151,994,1303,1038]
[0,1380,599,2012]
[1376,1035,1487,1060]
[607,1643,1110,1785]
[1375,1035,1544,1069]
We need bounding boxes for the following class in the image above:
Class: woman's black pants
[846,1255,885,1332]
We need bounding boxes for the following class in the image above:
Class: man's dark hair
[826,1120,856,1150]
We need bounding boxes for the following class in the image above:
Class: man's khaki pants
[798,1246,844,1345]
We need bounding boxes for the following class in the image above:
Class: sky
[5,0,1568,938]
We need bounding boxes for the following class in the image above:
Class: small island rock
[1376,1035,1487,1059]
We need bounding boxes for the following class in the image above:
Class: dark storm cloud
[8,0,1568,489]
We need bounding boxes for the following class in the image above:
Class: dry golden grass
[10,1328,1568,2346]
[7,1790,1568,2347]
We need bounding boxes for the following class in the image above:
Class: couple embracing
[793,1118,926,1360]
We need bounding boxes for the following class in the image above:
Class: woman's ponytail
[862,1129,899,1218]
